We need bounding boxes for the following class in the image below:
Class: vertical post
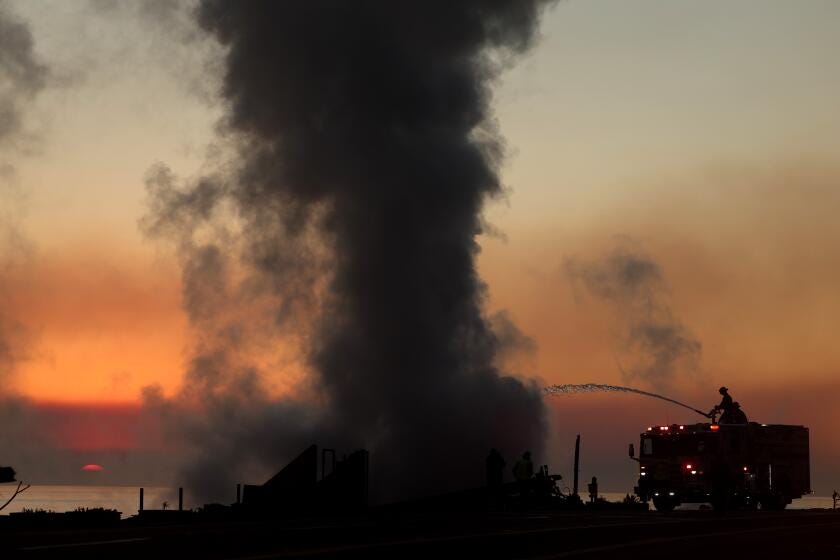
[178,487,184,511]
[573,434,581,496]
[362,450,369,509]
[321,449,336,481]
[139,487,144,513]
[236,483,241,504]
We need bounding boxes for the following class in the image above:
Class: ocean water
[0,485,181,517]
[1,486,835,518]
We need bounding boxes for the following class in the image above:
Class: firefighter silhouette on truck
[712,387,748,424]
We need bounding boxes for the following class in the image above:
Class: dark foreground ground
[3,509,839,559]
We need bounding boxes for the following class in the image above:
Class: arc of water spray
[543,384,711,419]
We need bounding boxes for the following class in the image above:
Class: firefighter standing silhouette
[486,449,506,489]
[513,451,534,501]
[715,386,734,421]
[486,448,506,508]
[513,451,534,483]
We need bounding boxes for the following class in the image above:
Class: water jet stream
[544,384,710,419]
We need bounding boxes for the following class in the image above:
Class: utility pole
[573,434,581,496]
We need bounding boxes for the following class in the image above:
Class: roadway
[4,509,840,559]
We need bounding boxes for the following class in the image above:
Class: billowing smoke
[0,0,47,157]
[0,305,28,390]
[87,0,205,49]
[0,0,45,386]
[489,310,538,373]
[564,243,702,389]
[0,1,47,483]
[144,1,554,502]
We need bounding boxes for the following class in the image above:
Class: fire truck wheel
[711,495,730,512]
[743,497,759,510]
[652,496,676,512]
[759,495,787,511]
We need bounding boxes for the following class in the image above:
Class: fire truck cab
[632,422,810,512]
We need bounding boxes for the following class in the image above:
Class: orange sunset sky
[2,1,839,490]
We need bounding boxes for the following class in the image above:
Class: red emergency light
[710,425,720,431]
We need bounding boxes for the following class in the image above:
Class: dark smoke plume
[144,1,553,501]
[564,243,702,389]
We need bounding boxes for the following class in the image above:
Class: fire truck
[630,422,810,512]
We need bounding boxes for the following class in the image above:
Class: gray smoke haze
[564,243,702,389]
[0,1,46,484]
[0,308,28,390]
[0,0,44,387]
[0,213,30,390]
[0,0,47,156]
[143,1,554,502]
[87,0,204,45]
